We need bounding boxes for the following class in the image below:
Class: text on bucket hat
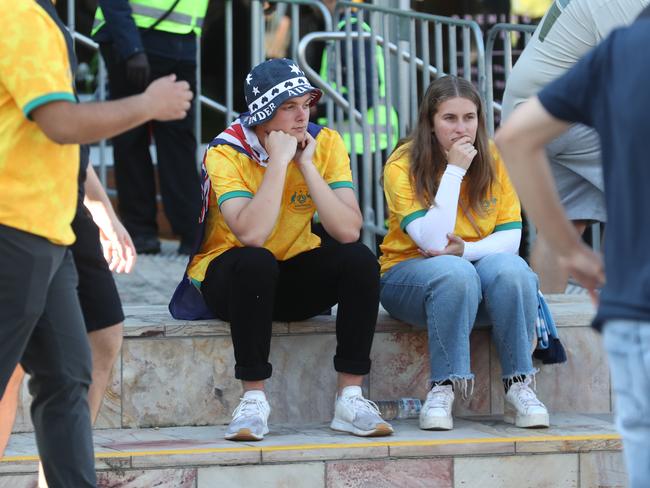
[241,58,322,128]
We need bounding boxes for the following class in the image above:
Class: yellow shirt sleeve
[493,152,523,233]
[205,146,255,207]
[319,129,354,189]
[0,6,76,118]
[383,159,427,231]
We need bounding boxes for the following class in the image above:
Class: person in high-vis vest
[316,13,399,247]
[93,0,208,255]
[318,18,398,157]
[511,0,553,21]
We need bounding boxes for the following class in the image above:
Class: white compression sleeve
[405,164,466,251]
[462,228,521,262]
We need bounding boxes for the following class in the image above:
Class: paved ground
[112,240,187,306]
[4,413,619,461]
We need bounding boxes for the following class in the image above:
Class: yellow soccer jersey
[188,127,354,282]
[0,0,78,245]
[379,141,522,274]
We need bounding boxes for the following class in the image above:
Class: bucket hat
[241,58,322,128]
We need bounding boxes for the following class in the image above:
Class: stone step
[0,414,625,487]
[12,295,610,432]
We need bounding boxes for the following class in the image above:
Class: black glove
[125,52,150,92]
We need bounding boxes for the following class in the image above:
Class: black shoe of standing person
[133,235,161,255]
[177,241,193,256]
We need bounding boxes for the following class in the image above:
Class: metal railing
[485,23,537,135]
[483,23,538,253]
[250,0,334,67]
[64,1,598,258]
[298,1,485,248]
[65,0,332,187]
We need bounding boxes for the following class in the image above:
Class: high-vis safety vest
[511,0,552,18]
[318,18,399,155]
[93,0,208,37]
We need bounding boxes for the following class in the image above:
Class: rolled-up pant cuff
[333,356,371,376]
[235,363,272,381]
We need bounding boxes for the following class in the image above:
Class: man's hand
[419,233,465,257]
[143,74,193,121]
[446,136,477,171]
[98,218,137,274]
[125,52,151,92]
[558,243,605,303]
[294,132,317,169]
[265,130,298,167]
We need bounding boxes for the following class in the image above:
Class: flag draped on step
[168,118,321,320]
[533,292,567,364]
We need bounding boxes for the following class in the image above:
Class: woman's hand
[446,136,477,171]
[419,233,465,257]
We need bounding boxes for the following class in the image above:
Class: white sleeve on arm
[405,164,466,251]
[462,228,521,262]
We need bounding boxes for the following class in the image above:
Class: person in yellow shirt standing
[0,1,192,485]
[171,58,393,441]
[379,76,549,432]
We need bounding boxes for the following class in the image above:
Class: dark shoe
[177,241,193,256]
[133,235,161,255]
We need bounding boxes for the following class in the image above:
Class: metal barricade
[71,0,332,188]
[250,0,333,67]
[485,23,536,135]
[66,0,239,188]
[485,23,538,256]
[298,1,485,249]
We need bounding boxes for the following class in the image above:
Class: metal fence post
[298,2,485,248]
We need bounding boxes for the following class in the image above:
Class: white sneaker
[419,384,454,430]
[330,386,394,437]
[504,379,549,428]
[224,390,270,441]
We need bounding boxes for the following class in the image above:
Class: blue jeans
[603,320,650,488]
[380,253,538,384]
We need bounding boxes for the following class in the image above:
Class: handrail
[298,31,441,125]
[335,1,487,100]
[485,23,537,134]
[250,0,334,66]
[69,27,230,185]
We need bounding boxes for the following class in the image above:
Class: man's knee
[22,330,92,396]
[0,366,25,404]
[233,247,279,281]
[88,323,123,368]
[338,242,380,276]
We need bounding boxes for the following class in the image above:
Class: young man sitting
[172,58,393,441]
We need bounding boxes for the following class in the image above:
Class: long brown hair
[405,75,494,214]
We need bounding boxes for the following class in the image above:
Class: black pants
[0,225,95,488]
[100,44,201,243]
[201,243,380,381]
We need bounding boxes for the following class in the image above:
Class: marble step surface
[1,413,625,488]
[12,295,610,432]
